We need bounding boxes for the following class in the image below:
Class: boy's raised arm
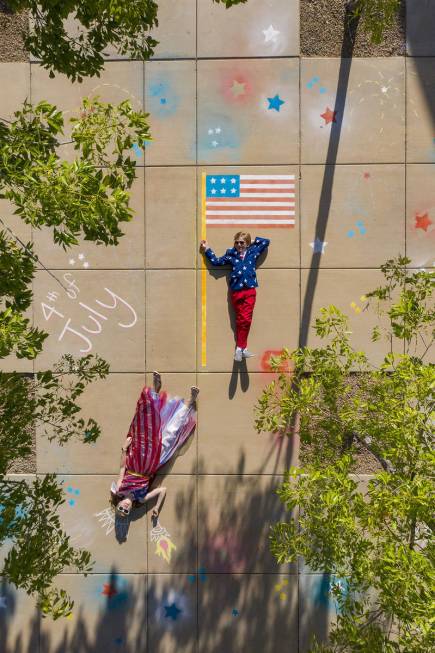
[200,240,231,266]
[253,237,270,255]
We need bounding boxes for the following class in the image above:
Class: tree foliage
[6,0,246,80]
[0,356,109,618]
[256,258,434,652]
[0,97,149,617]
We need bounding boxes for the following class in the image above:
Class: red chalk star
[321,107,337,125]
[363,172,371,179]
[101,583,117,598]
[415,212,432,232]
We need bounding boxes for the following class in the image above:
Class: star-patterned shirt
[204,237,270,291]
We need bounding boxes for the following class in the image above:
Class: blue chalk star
[164,602,182,621]
[267,94,285,112]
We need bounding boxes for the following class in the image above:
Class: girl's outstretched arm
[144,486,167,518]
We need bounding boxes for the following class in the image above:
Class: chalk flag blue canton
[205,174,296,227]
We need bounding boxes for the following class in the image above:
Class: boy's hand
[200,240,208,253]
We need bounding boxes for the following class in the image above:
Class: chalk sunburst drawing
[348,69,404,135]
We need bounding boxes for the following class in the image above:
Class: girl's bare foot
[153,371,162,393]
[189,386,199,407]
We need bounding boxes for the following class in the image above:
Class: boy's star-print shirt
[204,237,270,291]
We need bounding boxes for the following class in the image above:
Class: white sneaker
[242,349,255,358]
[234,347,243,362]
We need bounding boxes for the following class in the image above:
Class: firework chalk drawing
[150,521,177,563]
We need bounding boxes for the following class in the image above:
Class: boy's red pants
[231,288,257,349]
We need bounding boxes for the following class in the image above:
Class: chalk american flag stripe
[205,174,296,227]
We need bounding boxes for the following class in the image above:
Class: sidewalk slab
[197,0,299,58]
[406,164,435,268]
[144,60,196,166]
[196,372,298,474]
[33,270,145,372]
[145,167,197,269]
[301,58,405,164]
[198,474,297,573]
[198,58,299,165]
[407,57,435,163]
[146,270,196,372]
[198,573,298,653]
[40,573,147,653]
[301,164,405,268]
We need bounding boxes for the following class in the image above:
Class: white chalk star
[215,127,222,134]
[263,25,280,43]
[381,86,389,94]
[69,258,75,265]
[211,140,218,147]
[310,238,328,254]
[83,262,89,268]
[0,597,7,609]
[208,128,213,135]
[210,177,216,184]
[78,253,85,260]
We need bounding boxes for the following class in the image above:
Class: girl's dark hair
[109,491,121,508]
[109,491,141,511]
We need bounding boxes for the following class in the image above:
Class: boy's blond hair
[233,231,251,246]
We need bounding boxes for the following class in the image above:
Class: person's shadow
[202,245,269,399]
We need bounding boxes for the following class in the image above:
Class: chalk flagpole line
[201,173,207,367]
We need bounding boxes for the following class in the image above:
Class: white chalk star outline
[310,238,328,254]
[263,25,280,43]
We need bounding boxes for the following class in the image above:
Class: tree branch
[351,431,394,472]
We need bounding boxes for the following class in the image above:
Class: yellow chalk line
[201,173,207,367]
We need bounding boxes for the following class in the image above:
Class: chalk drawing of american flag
[205,174,296,228]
